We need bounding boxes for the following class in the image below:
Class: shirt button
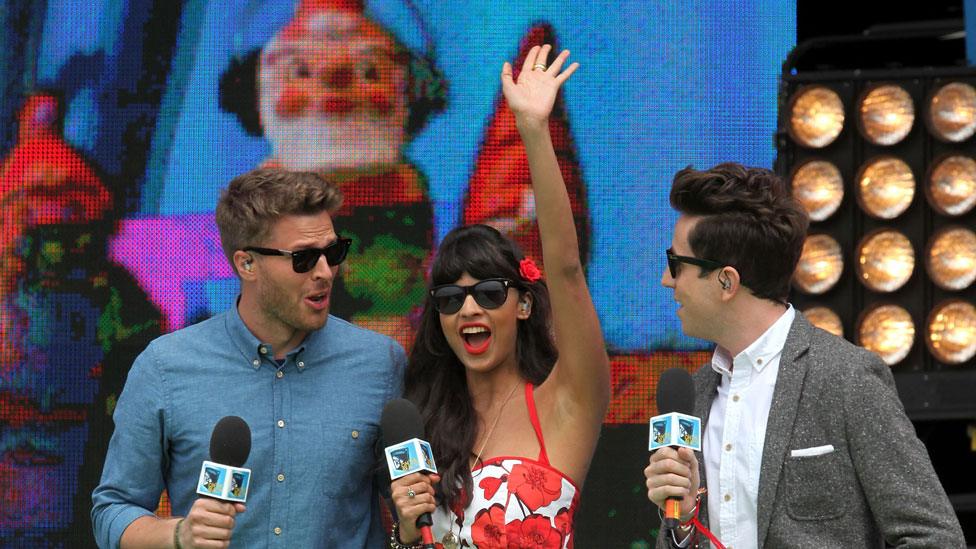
[277,419,285,428]
[298,361,305,369]
[259,346,268,354]
[277,473,285,482]
[351,430,359,439]
[274,527,282,535]
[732,394,740,402]
[724,494,731,502]
[276,370,284,379]
[757,358,763,365]
[725,443,732,451]
[252,359,259,367]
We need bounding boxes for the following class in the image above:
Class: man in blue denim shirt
[92,168,406,548]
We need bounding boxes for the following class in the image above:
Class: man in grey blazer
[644,163,965,548]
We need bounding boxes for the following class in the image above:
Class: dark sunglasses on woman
[429,278,516,314]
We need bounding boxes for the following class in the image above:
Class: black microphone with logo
[649,368,701,530]
[196,416,253,503]
[381,399,438,549]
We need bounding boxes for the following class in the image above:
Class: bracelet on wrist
[388,521,423,549]
[173,518,185,549]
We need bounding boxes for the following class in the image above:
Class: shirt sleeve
[842,351,966,547]
[387,338,407,401]
[91,343,170,549]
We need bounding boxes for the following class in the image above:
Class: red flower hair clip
[519,257,542,283]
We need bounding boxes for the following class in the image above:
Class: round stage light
[927,155,976,216]
[857,157,915,219]
[794,234,844,295]
[791,160,844,221]
[926,300,976,365]
[803,306,844,337]
[789,86,845,148]
[856,230,915,293]
[859,84,914,146]
[926,227,976,291]
[857,304,915,366]
[928,82,976,143]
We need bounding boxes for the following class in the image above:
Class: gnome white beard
[262,104,405,172]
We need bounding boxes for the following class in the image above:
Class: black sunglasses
[429,278,516,314]
[243,238,352,273]
[666,247,724,278]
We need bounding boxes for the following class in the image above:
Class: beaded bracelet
[388,521,423,549]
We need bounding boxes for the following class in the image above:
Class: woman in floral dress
[389,45,610,549]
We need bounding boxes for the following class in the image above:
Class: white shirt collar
[711,305,795,377]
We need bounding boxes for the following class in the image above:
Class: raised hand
[501,44,578,130]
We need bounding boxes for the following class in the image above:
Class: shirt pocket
[317,421,379,498]
[784,444,853,521]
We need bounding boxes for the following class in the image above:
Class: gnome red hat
[0,93,112,253]
[279,0,365,40]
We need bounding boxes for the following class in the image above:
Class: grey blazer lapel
[693,366,720,533]
[755,314,813,547]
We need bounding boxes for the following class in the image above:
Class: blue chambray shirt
[92,304,405,548]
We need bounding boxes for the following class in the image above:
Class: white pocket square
[790,444,834,458]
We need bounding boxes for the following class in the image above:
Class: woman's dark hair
[405,224,557,509]
[670,162,810,303]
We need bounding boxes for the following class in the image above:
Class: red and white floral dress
[430,383,580,548]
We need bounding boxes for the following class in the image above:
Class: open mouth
[460,325,492,355]
[305,291,329,310]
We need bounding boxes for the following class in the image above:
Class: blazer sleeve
[841,351,965,547]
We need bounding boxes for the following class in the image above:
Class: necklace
[471,379,522,469]
[442,379,522,549]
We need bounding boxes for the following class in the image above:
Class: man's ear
[718,267,740,298]
[234,250,256,279]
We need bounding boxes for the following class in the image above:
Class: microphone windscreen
[210,416,251,467]
[656,368,696,416]
[381,398,425,447]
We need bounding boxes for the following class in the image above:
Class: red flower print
[471,504,508,549]
[506,515,563,548]
[508,463,562,512]
[554,508,572,545]
[479,474,508,500]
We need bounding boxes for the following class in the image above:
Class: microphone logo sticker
[385,438,438,479]
[196,460,252,502]
[648,412,701,452]
[200,466,224,496]
[651,419,670,445]
[392,447,415,472]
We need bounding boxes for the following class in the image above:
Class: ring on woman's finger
[532,63,546,71]
[407,488,416,498]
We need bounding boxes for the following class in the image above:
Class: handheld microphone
[196,416,252,502]
[381,399,437,549]
[650,369,701,530]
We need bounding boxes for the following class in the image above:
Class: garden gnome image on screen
[220,0,446,347]
[0,93,160,544]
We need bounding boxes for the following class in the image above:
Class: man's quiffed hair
[670,162,809,302]
[215,168,343,274]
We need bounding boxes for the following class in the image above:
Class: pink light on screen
[108,213,235,332]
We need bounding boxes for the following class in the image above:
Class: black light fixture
[776,25,976,417]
